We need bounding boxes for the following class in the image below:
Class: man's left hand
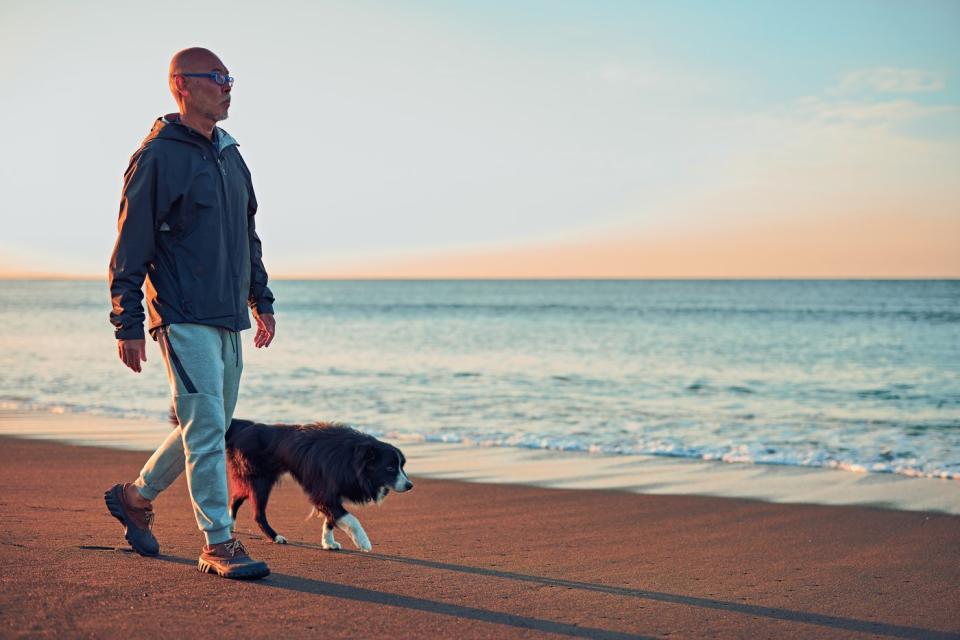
[253,312,276,348]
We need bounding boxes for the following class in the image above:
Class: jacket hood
[145,113,238,154]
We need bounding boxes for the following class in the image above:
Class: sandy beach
[2,424,959,639]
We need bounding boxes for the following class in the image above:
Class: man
[105,47,275,580]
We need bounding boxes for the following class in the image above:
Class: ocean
[1,279,958,480]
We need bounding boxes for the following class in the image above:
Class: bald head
[169,47,224,77]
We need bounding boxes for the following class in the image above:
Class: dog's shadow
[134,538,642,640]
[231,535,951,640]
[82,535,951,640]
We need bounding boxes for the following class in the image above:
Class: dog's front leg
[335,513,372,552]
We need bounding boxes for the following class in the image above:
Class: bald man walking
[105,47,275,580]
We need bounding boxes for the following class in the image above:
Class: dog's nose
[404,480,413,491]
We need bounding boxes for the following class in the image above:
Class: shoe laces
[224,539,247,557]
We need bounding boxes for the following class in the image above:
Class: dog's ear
[353,444,377,486]
[353,444,376,469]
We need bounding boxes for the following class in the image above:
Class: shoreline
[2,408,959,515]
[1,434,959,638]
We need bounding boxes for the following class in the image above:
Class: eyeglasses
[175,72,234,87]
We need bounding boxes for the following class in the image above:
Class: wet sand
[1,435,959,639]
[3,409,959,515]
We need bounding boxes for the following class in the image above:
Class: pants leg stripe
[162,326,198,394]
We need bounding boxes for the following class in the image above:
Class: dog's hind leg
[226,467,248,533]
[229,495,247,522]
[320,518,341,550]
[250,477,285,544]
[314,505,341,550]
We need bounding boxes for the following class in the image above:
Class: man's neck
[177,111,216,140]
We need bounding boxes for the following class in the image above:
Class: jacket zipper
[210,139,241,329]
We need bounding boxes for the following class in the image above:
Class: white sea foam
[2,396,959,480]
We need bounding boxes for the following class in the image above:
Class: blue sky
[0,0,957,276]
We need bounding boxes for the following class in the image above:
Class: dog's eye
[386,466,395,472]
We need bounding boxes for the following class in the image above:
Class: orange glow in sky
[312,212,960,280]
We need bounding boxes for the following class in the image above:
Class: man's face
[179,59,232,122]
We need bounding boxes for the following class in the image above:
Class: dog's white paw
[274,534,287,544]
[347,525,372,552]
[336,514,372,552]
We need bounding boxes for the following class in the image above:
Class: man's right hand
[118,339,147,373]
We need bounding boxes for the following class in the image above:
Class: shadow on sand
[291,542,958,640]
[89,543,955,640]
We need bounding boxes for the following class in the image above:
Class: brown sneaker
[104,483,160,556]
[198,539,270,580]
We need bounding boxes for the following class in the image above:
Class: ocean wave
[8,399,954,481]
[374,429,960,480]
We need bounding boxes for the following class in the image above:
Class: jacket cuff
[252,301,274,315]
[115,324,145,341]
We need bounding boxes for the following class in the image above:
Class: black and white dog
[223,418,412,552]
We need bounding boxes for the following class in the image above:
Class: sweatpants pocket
[160,326,198,394]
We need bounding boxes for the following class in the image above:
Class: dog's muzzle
[393,471,413,492]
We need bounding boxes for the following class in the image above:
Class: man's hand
[254,312,276,348]
[118,339,147,373]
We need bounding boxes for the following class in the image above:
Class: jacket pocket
[174,169,234,320]
[177,262,234,321]
[177,171,219,241]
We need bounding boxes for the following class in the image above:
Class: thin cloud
[794,96,957,124]
[835,67,945,94]
[588,63,724,96]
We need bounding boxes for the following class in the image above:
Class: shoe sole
[197,557,271,580]
[103,485,160,557]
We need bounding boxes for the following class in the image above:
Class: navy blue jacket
[109,114,274,340]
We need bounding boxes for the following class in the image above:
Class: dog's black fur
[224,418,410,546]
[169,411,411,549]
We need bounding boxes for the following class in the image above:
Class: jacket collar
[155,113,238,153]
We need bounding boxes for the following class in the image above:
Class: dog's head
[354,439,412,504]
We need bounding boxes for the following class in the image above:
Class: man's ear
[173,75,190,98]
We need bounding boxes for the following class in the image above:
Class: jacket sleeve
[108,149,159,341]
[246,181,275,315]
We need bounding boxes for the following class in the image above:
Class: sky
[0,0,958,278]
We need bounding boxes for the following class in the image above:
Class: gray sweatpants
[133,323,242,546]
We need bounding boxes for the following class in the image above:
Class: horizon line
[1,274,958,282]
